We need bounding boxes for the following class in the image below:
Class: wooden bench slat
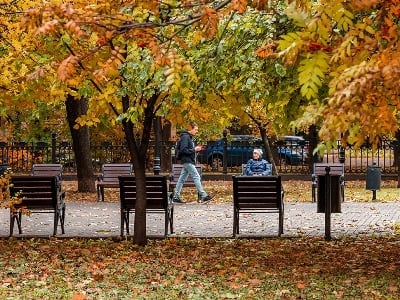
[97,163,133,201]
[232,175,284,237]
[118,175,173,237]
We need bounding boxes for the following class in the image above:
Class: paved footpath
[1,201,399,239]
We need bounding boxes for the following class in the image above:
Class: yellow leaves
[277,32,303,65]
[163,50,196,91]
[74,116,101,129]
[298,51,329,100]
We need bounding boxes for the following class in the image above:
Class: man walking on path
[172,121,215,204]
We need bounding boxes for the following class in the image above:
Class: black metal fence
[0,137,398,175]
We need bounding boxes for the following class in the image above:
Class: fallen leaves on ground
[0,236,399,298]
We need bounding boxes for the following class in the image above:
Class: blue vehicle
[276,135,308,165]
[196,135,263,169]
[196,135,308,169]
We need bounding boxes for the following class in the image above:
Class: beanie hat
[253,148,263,156]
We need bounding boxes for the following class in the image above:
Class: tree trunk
[65,94,95,192]
[120,94,157,245]
[259,126,277,175]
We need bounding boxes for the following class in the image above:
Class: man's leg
[173,166,189,199]
[184,163,207,199]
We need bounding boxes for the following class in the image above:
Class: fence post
[51,132,57,164]
[222,129,228,174]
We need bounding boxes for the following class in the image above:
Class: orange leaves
[64,20,87,39]
[255,42,277,58]
[93,46,126,84]
[57,55,79,81]
[199,7,219,38]
[35,20,59,35]
[349,0,381,11]
[232,0,248,13]
[20,8,42,30]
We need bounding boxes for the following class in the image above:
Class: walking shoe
[198,194,215,204]
[172,196,186,204]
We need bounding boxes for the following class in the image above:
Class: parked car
[276,135,308,165]
[197,134,308,169]
[196,135,263,169]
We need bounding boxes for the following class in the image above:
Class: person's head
[253,148,263,159]
[188,121,199,136]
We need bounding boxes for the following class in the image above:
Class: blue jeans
[173,163,207,199]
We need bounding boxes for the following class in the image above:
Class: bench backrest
[101,163,133,182]
[313,163,344,176]
[232,175,282,209]
[170,164,202,183]
[32,164,63,180]
[119,175,169,210]
[10,175,59,209]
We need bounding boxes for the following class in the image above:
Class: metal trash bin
[317,174,342,213]
[366,162,381,191]
[366,162,381,200]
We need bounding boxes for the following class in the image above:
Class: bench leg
[164,211,168,238]
[233,207,239,237]
[312,184,316,202]
[278,211,284,237]
[170,206,174,234]
[97,185,105,202]
[121,209,130,236]
[9,211,21,236]
[59,205,66,234]
[341,185,345,202]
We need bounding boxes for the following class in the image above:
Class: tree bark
[65,94,95,192]
[120,94,157,246]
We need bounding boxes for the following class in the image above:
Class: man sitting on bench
[244,148,272,176]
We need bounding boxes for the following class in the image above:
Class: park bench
[169,163,202,200]
[97,163,133,201]
[9,175,66,236]
[232,175,284,237]
[118,175,173,237]
[32,163,64,196]
[32,163,63,179]
[312,163,345,203]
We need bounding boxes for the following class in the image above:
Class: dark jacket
[178,131,196,164]
[245,158,272,176]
